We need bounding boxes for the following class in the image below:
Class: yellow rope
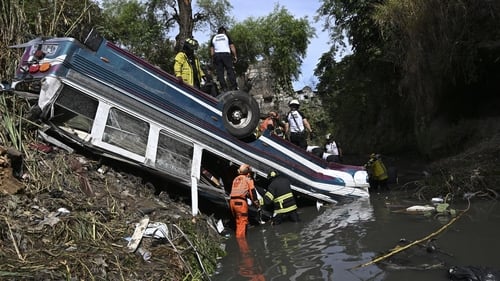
[351,203,468,270]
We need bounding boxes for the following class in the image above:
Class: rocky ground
[0,142,224,281]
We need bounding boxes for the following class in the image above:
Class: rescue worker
[263,170,300,225]
[323,133,342,163]
[259,111,286,138]
[285,99,313,149]
[210,26,237,91]
[230,164,260,238]
[364,153,389,191]
[174,38,205,89]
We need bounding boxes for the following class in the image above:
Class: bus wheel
[219,91,260,139]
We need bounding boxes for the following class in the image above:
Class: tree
[316,0,500,156]
[316,0,384,62]
[100,0,232,71]
[151,0,233,51]
[230,5,314,93]
[100,0,174,70]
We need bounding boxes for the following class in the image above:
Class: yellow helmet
[267,170,278,179]
[238,164,252,175]
[184,38,199,50]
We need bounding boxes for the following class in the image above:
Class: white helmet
[289,99,300,106]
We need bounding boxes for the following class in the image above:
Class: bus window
[156,131,192,178]
[52,85,98,133]
[103,108,149,155]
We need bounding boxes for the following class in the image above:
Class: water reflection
[217,195,500,281]
[292,198,382,281]
[236,237,266,281]
[217,198,383,281]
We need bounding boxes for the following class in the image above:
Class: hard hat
[238,164,252,175]
[370,153,376,158]
[326,133,332,140]
[289,99,300,106]
[267,170,278,179]
[184,38,199,50]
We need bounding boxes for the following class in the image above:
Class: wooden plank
[127,216,150,252]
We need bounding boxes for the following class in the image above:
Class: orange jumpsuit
[230,174,258,238]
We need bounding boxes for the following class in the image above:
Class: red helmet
[238,164,252,175]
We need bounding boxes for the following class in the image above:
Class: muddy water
[214,193,500,281]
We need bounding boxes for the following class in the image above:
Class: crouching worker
[364,153,389,191]
[230,164,260,238]
[263,170,300,225]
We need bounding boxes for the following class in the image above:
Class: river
[213,191,500,281]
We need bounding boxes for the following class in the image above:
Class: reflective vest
[231,175,257,202]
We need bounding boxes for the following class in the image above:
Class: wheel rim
[226,101,253,129]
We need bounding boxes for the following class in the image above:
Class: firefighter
[230,164,260,238]
[174,38,205,88]
[263,170,300,225]
[364,153,389,191]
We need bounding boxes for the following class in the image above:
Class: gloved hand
[176,76,183,84]
[253,201,260,209]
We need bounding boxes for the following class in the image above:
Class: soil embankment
[0,144,223,280]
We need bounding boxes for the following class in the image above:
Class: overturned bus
[7,29,369,215]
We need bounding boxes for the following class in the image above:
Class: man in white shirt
[284,99,313,149]
[323,133,342,162]
[210,26,238,91]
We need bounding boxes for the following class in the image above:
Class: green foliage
[314,0,406,153]
[100,0,176,71]
[99,0,234,73]
[22,0,102,40]
[196,0,234,33]
[230,4,314,92]
[0,95,33,152]
[316,0,384,61]
[315,0,500,155]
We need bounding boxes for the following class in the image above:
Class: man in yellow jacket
[365,153,389,191]
[174,38,205,89]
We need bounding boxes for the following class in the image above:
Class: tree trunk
[175,0,194,51]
